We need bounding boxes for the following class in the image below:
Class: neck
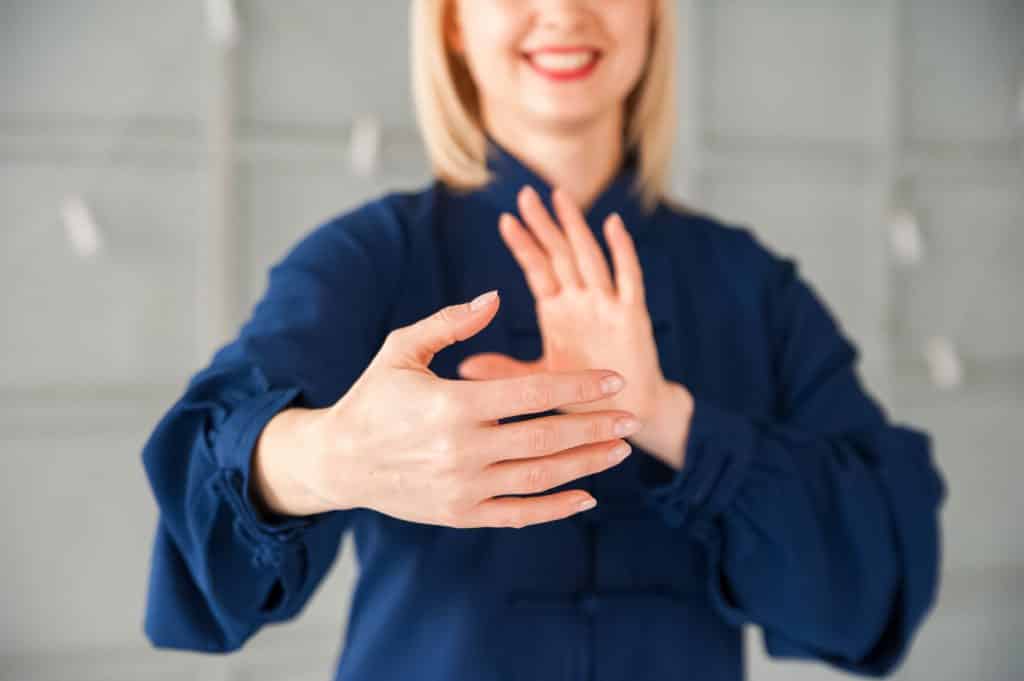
[483,107,625,215]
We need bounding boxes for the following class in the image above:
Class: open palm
[457,184,669,425]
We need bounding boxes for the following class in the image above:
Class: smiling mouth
[522,49,602,81]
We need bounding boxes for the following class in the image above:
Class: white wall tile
[897,181,1024,364]
[703,0,889,143]
[0,1,206,121]
[238,1,413,128]
[0,161,202,391]
[905,0,1024,143]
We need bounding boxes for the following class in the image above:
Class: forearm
[142,372,342,650]
[716,428,902,653]
[640,395,944,673]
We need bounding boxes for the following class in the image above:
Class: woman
[140,1,946,679]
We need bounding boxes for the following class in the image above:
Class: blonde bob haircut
[409,0,678,215]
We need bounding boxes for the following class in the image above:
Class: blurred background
[1,1,1021,680]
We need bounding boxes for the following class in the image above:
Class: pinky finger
[474,490,597,529]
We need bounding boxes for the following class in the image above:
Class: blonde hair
[409,0,678,215]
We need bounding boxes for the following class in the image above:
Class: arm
[141,198,406,652]
[142,345,345,652]
[640,233,946,676]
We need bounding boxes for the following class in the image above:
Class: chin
[523,101,612,129]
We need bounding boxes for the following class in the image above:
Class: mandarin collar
[481,133,654,240]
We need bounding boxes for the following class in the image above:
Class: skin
[447,0,652,212]
[250,0,694,529]
[449,0,695,469]
[253,294,643,527]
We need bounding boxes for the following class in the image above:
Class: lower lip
[524,53,600,82]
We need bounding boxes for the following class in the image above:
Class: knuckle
[584,417,606,444]
[441,434,474,474]
[430,309,460,344]
[442,482,472,518]
[523,463,550,490]
[521,376,554,411]
[440,505,465,528]
[440,487,475,527]
[382,327,405,351]
[425,389,459,424]
[436,305,458,324]
[432,437,460,470]
[506,509,529,529]
[528,423,557,454]
[436,307,462,335]
[444,392,471,422]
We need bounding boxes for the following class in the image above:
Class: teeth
[529,51,596,72]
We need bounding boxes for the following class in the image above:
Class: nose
[533,0,589,32]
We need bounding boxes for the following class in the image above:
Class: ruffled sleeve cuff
[212,386,324,562]
[639,395,758,536]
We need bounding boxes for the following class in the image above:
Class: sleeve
[639,231,947,676]
[140,196,407,652]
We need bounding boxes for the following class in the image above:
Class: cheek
[463,35,525,90]
[606,3,653,58]
[459,5,525,71]
[606,24,652,91]
[617,42,650,84]
[461,42,517,98]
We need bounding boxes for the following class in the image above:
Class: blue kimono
[141,135,946,680]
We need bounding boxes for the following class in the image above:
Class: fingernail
[600,374,625,394]
[469,289,498,311]
[614,417,641,437]
[577,497,597,512]
[608,442,632,463]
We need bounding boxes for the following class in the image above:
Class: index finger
[452,369,626,422]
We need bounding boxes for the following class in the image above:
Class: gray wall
[1,1,1021,680]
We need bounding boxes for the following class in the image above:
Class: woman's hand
[251,290,642,528]
[457,185,692,467]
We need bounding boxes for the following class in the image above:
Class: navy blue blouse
[141,135,946,680]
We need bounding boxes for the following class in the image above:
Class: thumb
[457,352,539,380]
[383,289,500,368]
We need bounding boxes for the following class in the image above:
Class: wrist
[251,406,335,518]
[632,381,694,471]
